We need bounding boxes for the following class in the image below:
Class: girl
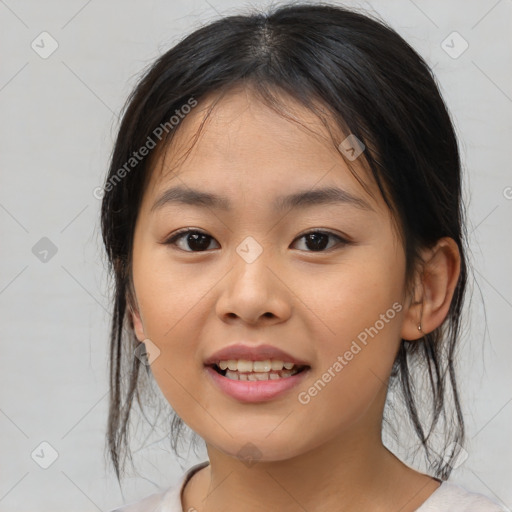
[101,2,505,511]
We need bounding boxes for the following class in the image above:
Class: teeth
[222,368,300,381]
[253,360,271,372]
[217,359,297,372]
[271,360,284,370]
[237,360,253,372]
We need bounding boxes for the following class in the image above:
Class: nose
[215,247,292,326]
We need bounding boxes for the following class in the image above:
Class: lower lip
[205,366,310,403]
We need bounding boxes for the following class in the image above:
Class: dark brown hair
[101,1,469,481]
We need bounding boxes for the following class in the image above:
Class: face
[130,86,411,461]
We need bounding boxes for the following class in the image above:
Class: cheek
[132,242,218,341]
[302,249,405,403]
[131,248,211,411]
[312,250,405,341]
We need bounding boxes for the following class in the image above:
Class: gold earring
[418,300,424,333]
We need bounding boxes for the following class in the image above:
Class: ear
[128,297,146,342]
[401,237,461,341]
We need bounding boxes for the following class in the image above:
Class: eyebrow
[151,185,374,213]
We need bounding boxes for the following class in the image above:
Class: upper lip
[204,344,310,367]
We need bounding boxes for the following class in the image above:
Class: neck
[182,423,439,512]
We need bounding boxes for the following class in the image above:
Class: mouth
[203,344,311,402]
[208,359,310,381]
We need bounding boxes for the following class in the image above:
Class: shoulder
[108,461,210,512]
[417,481,506,511]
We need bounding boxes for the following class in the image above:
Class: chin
[203,430,311,464]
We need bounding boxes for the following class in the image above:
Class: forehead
[143,86,383,214]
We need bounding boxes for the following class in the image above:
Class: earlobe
[128,299,146,342]
[401,237,461,341]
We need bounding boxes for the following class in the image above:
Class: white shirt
[110,461,505,511]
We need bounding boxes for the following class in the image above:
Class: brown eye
[165,229,219,252]
[164,228,349,253]
[291,230,348,252]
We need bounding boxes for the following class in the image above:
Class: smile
[212,359,306,381]
[205,360,310,402]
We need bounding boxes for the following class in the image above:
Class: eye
[291,230,349,252]
[164,228,219,252]
[163,228,349,253]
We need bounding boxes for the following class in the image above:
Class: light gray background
[1,0,511,510]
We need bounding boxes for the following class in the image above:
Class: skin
[129,85,461,512]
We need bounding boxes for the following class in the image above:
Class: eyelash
[163,228,350,253]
